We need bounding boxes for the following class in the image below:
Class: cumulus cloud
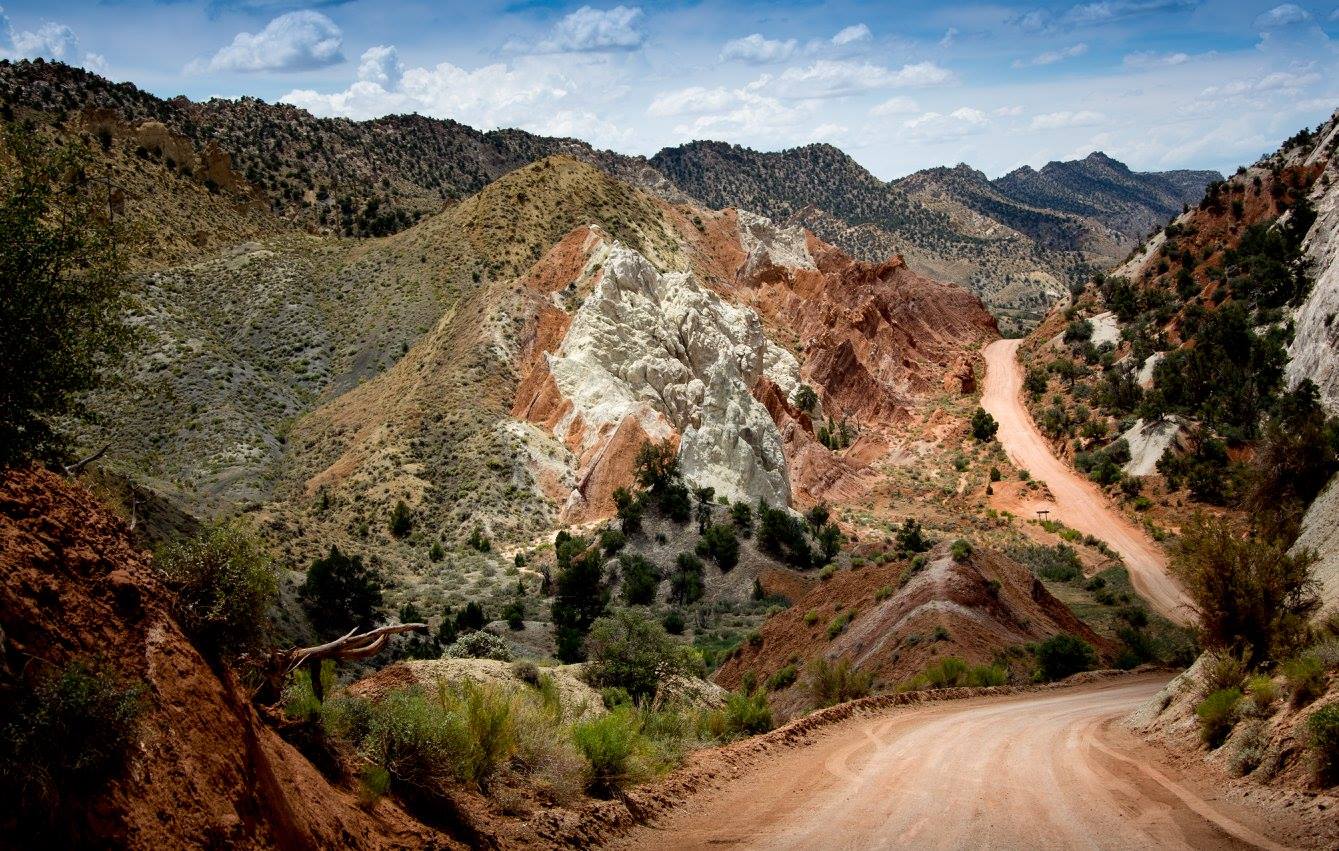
[356,45,402,88]
[831,24,872,46]
[1254,3,1310,28]
[647,85,735,117]
[770,59,953,99]
[533,5,643,53]
[993,104,1025,116]
[1123,50,1189,67]
[191,10,343,73]
[902,107,989,140]
[720,33,796,64]
[283,57,572,126]
[869,95,919,116]
[1013,43,1087,67]
[1030,110,1106,129]
[0,10,108,73]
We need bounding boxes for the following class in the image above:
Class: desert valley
[1,1,1338,848]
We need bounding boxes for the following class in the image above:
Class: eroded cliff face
[511,208,998,523]
[1286,113,1339,413]
[514,231,799,518]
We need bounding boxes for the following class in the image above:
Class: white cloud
[1030,110,1106,129]
[1254,4,1310,28]
[1200,69,1321,97]
[939,27,958,47]
[0,11,108,74]
[283,58,572,127]
[870,95,918,116]
[831,24,872,46]
[191,11,342,73]
[534,5,643,53]
[902,107,989,141]
[993,104,1025,116]
[1013,43,1087,68]
[770,59,953,99]
[356,45,403,89]
[10,21,76,59]
[1010,1,1197,32]
[648,86,734,117]
[1123,50,1190,67]
[668,82,820,142]
[720,33,796,64]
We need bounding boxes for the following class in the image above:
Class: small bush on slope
[1306,704,1339,784]
[807,658,873,708]
[1034,634,1096,681]
[0,660,146,828]
[1196,688,1242,748]
[156,521,278,660]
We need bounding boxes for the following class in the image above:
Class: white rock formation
[1286,133,1339,414]
[1292,475,1339,614]
[737,209,816,280]
[1135,352,1163,389]
[543,241,799,506]
[1119,416,1181,477]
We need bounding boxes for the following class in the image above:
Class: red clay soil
[716,543,1112,720]
[0,467,459,850]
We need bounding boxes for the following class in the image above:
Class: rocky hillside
[1,60,1219,334]
[0,466,458,848]
[0,59,676,241]
[995,152,1219,246]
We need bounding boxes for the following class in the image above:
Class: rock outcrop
[515,235,799,516]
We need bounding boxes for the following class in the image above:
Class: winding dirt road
[621,677,1304,850]
[981,338,1193,625]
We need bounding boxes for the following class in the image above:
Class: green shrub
[1306,703,1339,782]
[895,518,930,554]
[924,657,968,688]
[0,660,146,824]
[803,609,819,626]
[967,664,1008,687]
[765,664,798,691]
[819,564,837,581]
[1171,515,1320,662]
[585,610,694,701]
[662,609,685,635]
[669,552,706,605]
[301,545,385,638]
[826,611,853,639]
[448,681,518,788]
[502,600,525,631]
[571,707,650,794]
[1034,634,1097,681]
[360,687,465,787]
[601,527,627,555]
[1283,655,1326,706]
[1245,675,1278,710]
[1200,652,1246,697]
[699,523,740,571]
[619,554,660,606]
[971,407,999,442]
[1007,543,1082,582]
[444,631,513,662]
[1196,688,1242,748]
[950,539,973,561]
[156,522,278,658]
[389,500,413,537]
[807,657,873,708]
[875,585,895,602]
[724,690,773,736]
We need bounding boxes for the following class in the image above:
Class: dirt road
[622,677,1303,850]
[980,338,1193,625]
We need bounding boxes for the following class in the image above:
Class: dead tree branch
[63,443,110,477]
[267,623,428,703]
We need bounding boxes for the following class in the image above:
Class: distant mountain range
[0,59,1219,330]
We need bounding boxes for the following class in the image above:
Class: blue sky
[1,0,1335,178]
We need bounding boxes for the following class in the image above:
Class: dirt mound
[715,543,1110,720]
[0,467,454,849]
